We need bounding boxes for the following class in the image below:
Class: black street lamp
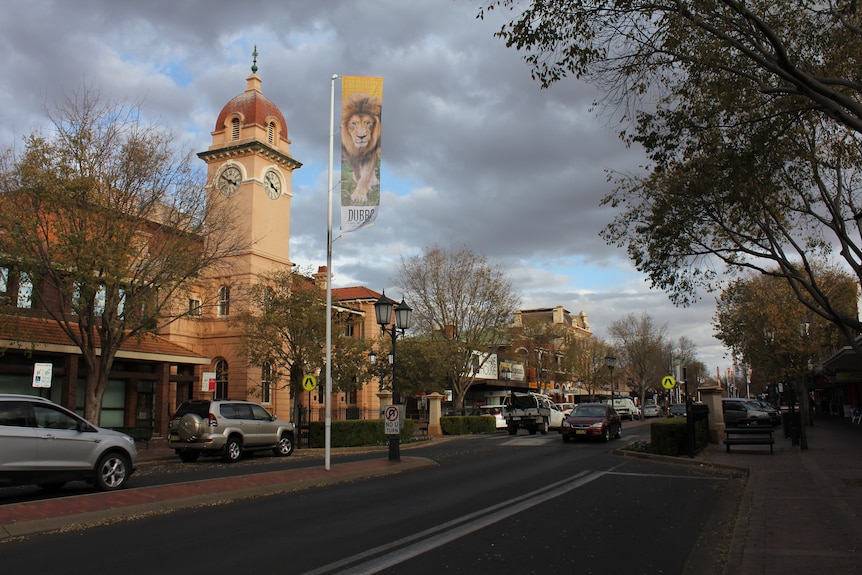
[605,355,617,406]
[373,291,412,462]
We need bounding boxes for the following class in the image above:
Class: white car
[478,405,507,429]
[556,402,576,416]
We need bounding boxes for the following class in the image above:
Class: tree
[563,335,613,402]
[239,270,374,424]
[0,87,244,423]
[609,313,670,416]
[479,1,862,352]
[393,337,461,399]
[714,267,856,394]
[395,245,521,413]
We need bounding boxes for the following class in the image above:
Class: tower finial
[251,45,258,74]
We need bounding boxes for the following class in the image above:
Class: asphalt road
[0,424,742,574]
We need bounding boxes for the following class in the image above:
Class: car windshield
[574,405,605,417]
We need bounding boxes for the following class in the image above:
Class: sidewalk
[699,416,862,575]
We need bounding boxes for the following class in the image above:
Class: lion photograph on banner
[341,92,381,204]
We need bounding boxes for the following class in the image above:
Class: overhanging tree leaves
[0,87,244,423]
[395,245,521,413]
[479,1,862,352]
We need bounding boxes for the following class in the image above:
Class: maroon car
[561,403,622,443]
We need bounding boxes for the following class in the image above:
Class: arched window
[218,285,230,317]
[231,117,240,140]
[261,362,273,404]
[215,359,229,399]
[268,121,276,145]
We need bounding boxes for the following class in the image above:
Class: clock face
[264,171,281,199]
[218,166,242,196]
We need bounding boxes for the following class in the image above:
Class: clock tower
[192,52,302,406]
[198,54,302,275]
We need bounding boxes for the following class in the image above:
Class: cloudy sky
[0,0,732,375]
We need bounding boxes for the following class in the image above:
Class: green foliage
[307,419,415,448]
[395,337,460,398]
[479,1,862,350]
[648,417,709,457]
[440,415,496,435]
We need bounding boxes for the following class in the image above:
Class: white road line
[298,470,606,575]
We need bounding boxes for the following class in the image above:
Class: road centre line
[298,470,606,575]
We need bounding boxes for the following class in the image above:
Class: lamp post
[605,355,617,406]
[374,292,412,462]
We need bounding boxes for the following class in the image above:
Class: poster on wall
[32,363,53,388]
[201,372,216,392]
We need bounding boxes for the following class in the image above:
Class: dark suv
[169,399,295,463]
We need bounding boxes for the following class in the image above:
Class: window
[344,316,356,338]
[218,285,230,317]
[231,117,240,140]
[188,297,202,317]
[268,121,276,144]
[261,362,273,404]
[215,359,229,399]
[0,266,7,294]
[17,272,32,309]
[263,286,275,313]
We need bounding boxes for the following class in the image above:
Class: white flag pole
[325,73,338,470]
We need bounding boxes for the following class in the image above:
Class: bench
[724,427,774,454]
[114,426,154,449]
[416,422,429,437]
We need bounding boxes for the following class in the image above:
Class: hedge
[305,418,414,448]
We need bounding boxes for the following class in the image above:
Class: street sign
[384,405,401,435]
[32,363,53,389]
[302,374,318,391]
[661,375,676,390]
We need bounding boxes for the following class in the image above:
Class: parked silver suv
[169,399,295,463]
[0,394,138,491]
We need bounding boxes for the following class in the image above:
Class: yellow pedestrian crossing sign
[302,374,318,391]
[662,375,676,390]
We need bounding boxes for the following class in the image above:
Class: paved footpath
[698,416,862,575]
[1,419,861,575]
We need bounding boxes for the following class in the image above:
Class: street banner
[341,76,383,233]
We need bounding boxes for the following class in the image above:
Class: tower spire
[251,45,258,74]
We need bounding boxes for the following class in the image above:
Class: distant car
[169,399,295,462]
[607,398,639,420]
[561,403,622,443]
[556,402,576,416]
[0,394,138,491]
[721,398,771,428]
[642,404,661,418]
[744,399,781,427]
[477,405,507,429]
[668,403,687,417]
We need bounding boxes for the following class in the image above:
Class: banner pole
[325,74,338,470]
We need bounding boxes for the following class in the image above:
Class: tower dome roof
[215,73,287,136]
